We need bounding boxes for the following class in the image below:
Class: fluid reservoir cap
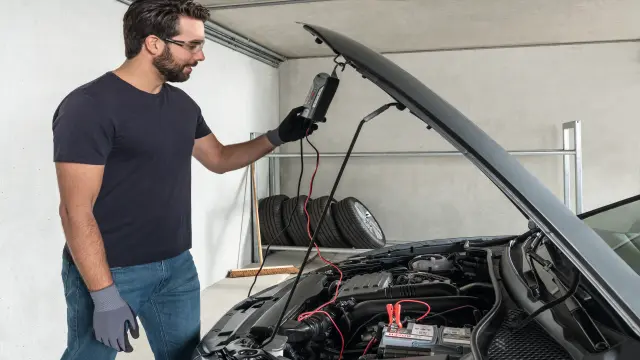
[410,254,455,273]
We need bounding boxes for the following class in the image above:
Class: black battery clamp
[300,71,340,123]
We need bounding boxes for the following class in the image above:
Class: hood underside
[300,23,639,334]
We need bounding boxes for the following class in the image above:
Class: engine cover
[337,271,392,299]
[336,270,459,301]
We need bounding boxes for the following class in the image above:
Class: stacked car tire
[257,194,386,249]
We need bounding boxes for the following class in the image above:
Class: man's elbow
[58,202,94,222]
[58,203,69,221]
[193,146,228,174]
[202,151,229,174]
[206,164,228,174]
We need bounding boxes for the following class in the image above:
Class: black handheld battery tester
[300,72,340,123]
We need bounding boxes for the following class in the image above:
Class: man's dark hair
[123,0,210,59]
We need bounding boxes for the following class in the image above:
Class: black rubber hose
[385,282,459,298]
[280,307,341,342]
[459,282,494,294]
[339,282,459,302]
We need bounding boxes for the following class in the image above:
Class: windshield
[580,196,640,275]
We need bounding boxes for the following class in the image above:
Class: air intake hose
[279,307,341,342]
[338,282,458,302]
[384,282,458,298]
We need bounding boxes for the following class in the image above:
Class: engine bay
[196,244,500,360]
[193,233,640,360]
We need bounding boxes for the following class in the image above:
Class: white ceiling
[197,0,640,59]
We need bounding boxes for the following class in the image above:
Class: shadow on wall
[238,166,255,267]
[204,167,251,282]
[235,167,252,268]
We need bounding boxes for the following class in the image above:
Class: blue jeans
[60,250,201,360]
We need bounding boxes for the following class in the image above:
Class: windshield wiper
[514,238,611,352]
[512,267,580,331]
[522,232,545,301]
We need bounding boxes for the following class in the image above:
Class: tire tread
[333,197,386,249]
[309,196,349,248]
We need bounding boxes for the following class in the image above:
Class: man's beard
[153,47,194,83]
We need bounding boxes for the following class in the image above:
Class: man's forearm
[218,135,275,173]
[59,205,113,292]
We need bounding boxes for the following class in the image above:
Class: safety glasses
[163,38,205,54]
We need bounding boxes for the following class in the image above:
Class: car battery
[437,326,473,358]
[378,323,472,359]
[378,323,437,357]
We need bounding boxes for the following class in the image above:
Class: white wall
[0,0,278,358]
[278,41,640,242]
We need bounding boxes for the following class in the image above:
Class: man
[53,1,318,359]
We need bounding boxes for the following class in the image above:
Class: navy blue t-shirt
[52,71,212,268]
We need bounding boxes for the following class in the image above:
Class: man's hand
[91,284,140,352]
[265,106,319,147]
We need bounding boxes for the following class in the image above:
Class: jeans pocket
[61,259,74,298]
[170,253,200,294]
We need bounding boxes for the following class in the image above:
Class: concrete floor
[117,250,351,359]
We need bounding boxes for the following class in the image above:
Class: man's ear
[143,36,163,56]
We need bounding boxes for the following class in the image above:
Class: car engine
[196,248,497,360]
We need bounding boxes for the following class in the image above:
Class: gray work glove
[90,283,139,352]
[266,106,320,147]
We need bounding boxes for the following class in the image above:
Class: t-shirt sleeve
[52,91,114,165]
[195,110,212,139]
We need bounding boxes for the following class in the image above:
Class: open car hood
[301,24,640,333]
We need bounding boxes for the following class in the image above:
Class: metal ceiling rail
[114,0,286,67]
[203,0,336,11]
[248,120,584,261]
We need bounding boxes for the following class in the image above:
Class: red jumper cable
[294,128,346,359]
[386,303,403,328]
